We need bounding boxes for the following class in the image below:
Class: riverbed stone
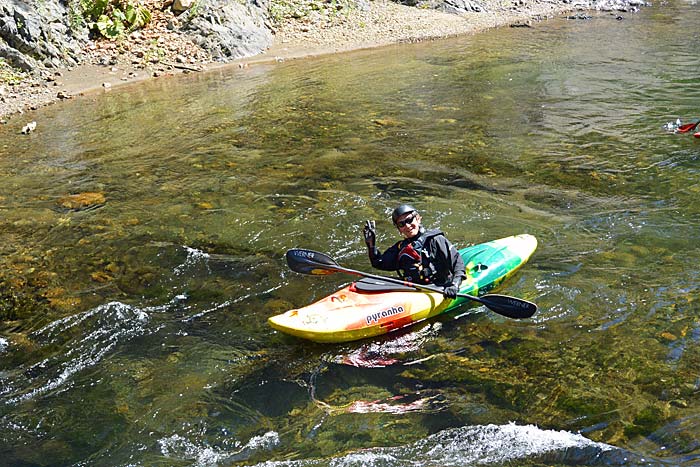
[56,192,106,211]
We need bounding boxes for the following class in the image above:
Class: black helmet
[391,204,418,224]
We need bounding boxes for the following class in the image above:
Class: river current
[1,2,699,466]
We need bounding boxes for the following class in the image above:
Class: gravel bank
[0,0,583,122]
[272,0,571,53]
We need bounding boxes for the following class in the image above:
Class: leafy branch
[80,0,152,39]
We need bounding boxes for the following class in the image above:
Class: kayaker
[363,204,466,299]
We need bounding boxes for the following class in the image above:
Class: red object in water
[677,121,700,133]
[693,131,700,138]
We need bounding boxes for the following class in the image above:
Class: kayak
[269,234,537,343]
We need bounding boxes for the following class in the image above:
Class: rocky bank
[0,0,648,121]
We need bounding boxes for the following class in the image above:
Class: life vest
[395,228,444,284]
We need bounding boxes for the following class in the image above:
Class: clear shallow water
[1,2,700,466]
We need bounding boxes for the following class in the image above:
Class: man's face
[395,211,421,238]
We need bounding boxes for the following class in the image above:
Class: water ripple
[3,301,159,405]
[158,431,280,466]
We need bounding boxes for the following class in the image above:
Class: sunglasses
[395,214,417,228]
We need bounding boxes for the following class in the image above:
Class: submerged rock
[56,192,106,211]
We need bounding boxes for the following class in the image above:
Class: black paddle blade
[479,294,538,319]
[286,249,341,275]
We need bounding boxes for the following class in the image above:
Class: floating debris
[663,118,681,132]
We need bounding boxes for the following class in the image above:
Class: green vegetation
[79,0,152,39]
[0,58,26,85]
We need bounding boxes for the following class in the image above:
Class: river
[1,2,699,466]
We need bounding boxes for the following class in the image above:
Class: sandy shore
[0,0,579,122]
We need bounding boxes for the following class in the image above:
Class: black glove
[363,220,376,249]
[443,277,462,299]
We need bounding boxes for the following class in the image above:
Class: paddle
[676,121,700,133]
[285,248,538,320]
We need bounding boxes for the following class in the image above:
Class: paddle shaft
[330,263,493,304]
[285,248,538,319]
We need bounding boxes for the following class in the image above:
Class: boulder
[172,0,196,13]
[0,0,86,74]
[440,0,486,13]
[180,0,273,60]
[396,0,486,13]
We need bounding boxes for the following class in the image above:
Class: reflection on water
[1,3,700,466]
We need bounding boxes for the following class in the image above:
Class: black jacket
[368,227,466,287]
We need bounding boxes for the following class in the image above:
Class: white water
[241,424,641,467]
